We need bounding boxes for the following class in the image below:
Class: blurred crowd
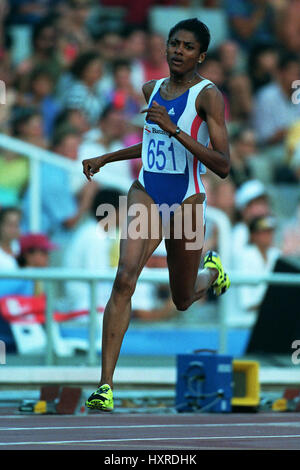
[1,0,300,330]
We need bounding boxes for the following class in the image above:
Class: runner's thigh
[117,181,163,279]
[165,194,205,296]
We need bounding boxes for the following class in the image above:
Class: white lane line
[1,434,300,447]
[1,422,300,432]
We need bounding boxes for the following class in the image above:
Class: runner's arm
[82,143,142,181]
[143,86,230,179]
[173,86,230,178]
[82,80,156,181]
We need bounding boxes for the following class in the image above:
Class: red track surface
[0,408,300,450]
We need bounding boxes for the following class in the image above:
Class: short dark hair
[99,103,118,121]
[32,16,55,47]
[278,50,299,71]
[11,107,41,136]
[70,51,102,79]
[168,18,210,53]
[51,125,79,150]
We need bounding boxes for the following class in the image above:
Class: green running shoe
[203,250,230,296]
[85,384,114,412]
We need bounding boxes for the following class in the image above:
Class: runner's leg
[100,182,162,388]
[165,194,218,311]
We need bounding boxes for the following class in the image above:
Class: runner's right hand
[82,156,104,181]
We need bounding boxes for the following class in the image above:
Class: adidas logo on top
[168,107,175,115]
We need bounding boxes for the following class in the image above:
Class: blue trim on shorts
[143,163,189,212]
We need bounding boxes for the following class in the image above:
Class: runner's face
[166,29,203,75]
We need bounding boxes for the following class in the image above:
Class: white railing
[0,133,77,232]
[1,267,300,366]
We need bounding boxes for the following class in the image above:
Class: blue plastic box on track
[175,351,233,413]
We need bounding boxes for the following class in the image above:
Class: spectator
[277,0,300,54]
[21,127,81,245]
[78,104,133,193]
[56,0,94,64]
[15,16,63,91]
[11,107,47,148]
[7,107,49,214]
[93,29,124,82]
[140,32,169,83]
[5,0,63,26]
[217,40,243,77]
[99,0,174,27]
[0,207,21,269]
[107,59,144,119]
[18,232,56,267]
[229,127,257,188]
[0,0,9,51]
[205,171,236,222]
[224,0,279,51]
[213,176,236,224]
[202,173,219,253]
[63,50,108,126]
[16,233,57,295]
[0,140,29,207]
[0,1,17,89]
[232,179,271,264]
[0,207,32,297]
[53,106,91,137]
[51,126,99,227]
[247,42,279,93]
[281,198,300,258]
[252,52,300,147]
[237,215,281,319]
[284,118,300,182]
[0,3,18,133]
[51,125,100,222]
[122,25,148,92]
[217,41,253,122]
[202,172,236,256]
[19,65,61,139]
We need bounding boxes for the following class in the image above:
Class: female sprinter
[83,18,231,411]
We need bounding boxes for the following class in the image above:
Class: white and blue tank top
[138,77,213,209]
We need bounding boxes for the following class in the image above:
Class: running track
[0,408,300,450]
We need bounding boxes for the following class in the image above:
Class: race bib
[141,125,186,174]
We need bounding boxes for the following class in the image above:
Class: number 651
[147,139,176,171]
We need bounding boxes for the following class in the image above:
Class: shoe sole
[85,400,113,412]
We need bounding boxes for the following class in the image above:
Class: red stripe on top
[191,115,203,193]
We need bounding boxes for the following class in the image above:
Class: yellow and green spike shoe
[203,251,230,296]
[85,384,114,412]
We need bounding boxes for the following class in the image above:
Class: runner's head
[168,18,210,54]
[166,18,210,74]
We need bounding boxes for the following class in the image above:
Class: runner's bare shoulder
[142,80,157,104]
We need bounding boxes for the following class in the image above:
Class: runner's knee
[114,265,138,298]
[172,293,192,311]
